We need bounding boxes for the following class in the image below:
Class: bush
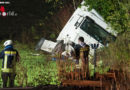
[98,31,130,71]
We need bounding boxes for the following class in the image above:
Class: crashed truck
[35,1,117,56]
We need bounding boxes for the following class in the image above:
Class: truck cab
[36,2,117,55]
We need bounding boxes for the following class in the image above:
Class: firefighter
[74,37,90,76]
[0,40,20,88]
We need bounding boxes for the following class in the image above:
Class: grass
[0,41,111,88]
[0,42,60,88]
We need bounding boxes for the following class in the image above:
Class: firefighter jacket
[0,45,19,73]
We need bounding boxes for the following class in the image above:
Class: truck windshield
[80,18,116,45]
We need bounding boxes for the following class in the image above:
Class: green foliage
[89,61,109,76]
[33,61,60,85]
[45,0,60,3]
[0,42,60,87]
[45,0,63,9]
[98,31,130,71]
[84,0,130,33]
[84,0,130,83]
[50,33,56,39]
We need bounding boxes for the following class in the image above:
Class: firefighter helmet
[4,40,13,47]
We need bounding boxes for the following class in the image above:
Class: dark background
[0,0,82,43]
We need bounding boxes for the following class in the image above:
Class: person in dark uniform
[74,37,90,76]
[0,40,20,88]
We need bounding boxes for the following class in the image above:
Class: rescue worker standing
[74,37,90,77]
[0,40,20,88]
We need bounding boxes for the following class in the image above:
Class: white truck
[35,2,117,55]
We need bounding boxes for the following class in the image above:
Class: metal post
[93,48,97,76]
[91,43,99,77]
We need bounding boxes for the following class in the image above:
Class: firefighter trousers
[1,72,16,88]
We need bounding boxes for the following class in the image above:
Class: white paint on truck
[36,1,117,55]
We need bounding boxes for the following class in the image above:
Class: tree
[84,0,130,33]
